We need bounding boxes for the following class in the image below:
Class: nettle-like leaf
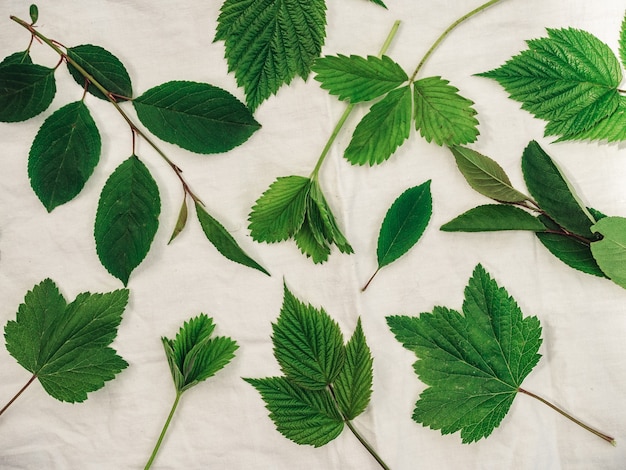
[66,44,133,101]
[133,81,260,154]
[215,0,327,111]
[3,279,128,405]
[94,156,161,285]
[442,205,545,232]
[590,217,626,288]
[0,63,56,122]
[28,101,101,211]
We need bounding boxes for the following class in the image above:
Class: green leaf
[244,377,343,447]
[94,156,161,285]
[272,284,345,390]
[4,279,129,403]
[413,76,479,146]
[479,28,622,140]
[215,0,326,111]
[162,314,238,393]
[168,198,188,244]
[566,96,626,143]
[309,181,353,254]
[536,232,606,278]
[133,81,260,154]
[620,13,626,69]
[294,208,331,264]
[344,85,412,165]
[521,141,594,237]
[450,146,528,203]
[195,202,269,275]
[0,51,32,66]
[28,101,101,211]
[387,264,543,443]
[312,54,407,103]
[29,4,39,24]
[0,63,56,122]
[590,217,626,288]
[249,176,311,243]
[333,318,373,420]
[367,0,387,7]
[441,205,545,232]
[66,44,132,101]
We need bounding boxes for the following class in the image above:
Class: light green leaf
[294,210,331,264]
[442,205,545,232]
[0,63,56,122]
[566,96,626,143]
[413,76,479,146]
[215,0,327,111]
[272,284,345,390]
[94,156,161,285]
[133,81,260,154]
[28,101,101,211]
[450,146,528,203]
[590,216,626,288]
[0,51,32,66]
[312,54,407,103]
[4,279,129,403]
[387,264,542,443]
[66,44,132,101]
[620,13,626,69]
[195,202,269,275]
[168,198,188,244]
[309,181,353,254]
[244,377,343,447]
[344,85,412,165]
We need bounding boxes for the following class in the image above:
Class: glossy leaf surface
[0,63,55,122]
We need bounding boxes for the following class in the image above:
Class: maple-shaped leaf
[387,264,542,443]
[215,0,327,111]
[3,279,129,405]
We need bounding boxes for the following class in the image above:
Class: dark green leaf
[367,0,387,7]
[0,63,56,122]
[29,4,39,24]
[66,44,132,101]
[168,198,188,244]
[133,81,260,154]
[0,51,32,66]
[4,279,129,403]
[344,85,412,165]
[94,156,161,285]
[28,101,101,211]
[441,205,545,232]
[590,216,626,288]
[195,202,269,275]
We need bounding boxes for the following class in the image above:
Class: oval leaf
[66,44,132,101]
[28,101,101,211]
[441,205,545,232]
[168,197,188,244]
[0,63,56,122]
[133,81,260,154]
[94,156,161,285]
[1,50,32,66]
[590,216,626,287]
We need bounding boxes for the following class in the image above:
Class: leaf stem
[144,391,183,469]
[409,0,505,81]
[0,374,37,418]
[361,267,380,292]
[518,387,616,446]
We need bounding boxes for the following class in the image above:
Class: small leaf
[94,156,161,285]
[4,279,129,403]
[312,54,407,103]
[0,51,32,66]
[441,205,545,232]
[28,101,101,211]
[590,217,626,288]
[29,4,38,24]
[344,85,412,165]
[195,202,269,275]
[620,13,626,69]
[413,76,479,146]
[367,0,387,7]
[450,146,528,203]
[0,63,56,122]
[309,181,353,254]
[294,211,331,264]
[66,44,132,101]
[272,284,345,390]
[133,81,260,154]
[168,197,188,244]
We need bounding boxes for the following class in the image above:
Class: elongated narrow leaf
[215,0,327,111]
[590,217,626,288]
[4,279,129,403]
[344,85,412,165]
[309,181,353,254]
[367,0,387,7]
[294,204,332,264]
[249,176,311,243]
[442,205,545,232]
[66,44,132,101]
[450,146,528,203]
[0,63,56,122]
[521,141,594,237]
[0,50,32,66]
[94,156,161,285]
[245,377,343,447]
[195,202,269,275]
[168,198,188,244]
[272,284,345,390]
[312,54,407,103]
[133,81,260,154]
[29,4,39,24]
[28,101,101,211]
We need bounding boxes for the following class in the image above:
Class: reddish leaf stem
[0,374,37,418]
[362,267,380,292]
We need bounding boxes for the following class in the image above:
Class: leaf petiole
[144,391,182,469]
[0,374,37,419]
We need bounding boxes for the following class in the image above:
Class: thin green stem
[410,0,505,81]
[144,391,183,470]
[310,20,401,180]
[0,374,37,418]
[518,387,616,446]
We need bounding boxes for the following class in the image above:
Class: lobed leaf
[133,81,260,154]
[441,204,545,232]
[590,217,626,288]
[28,101,101,211]
[294,202,332,264]
[0,63,56,122]
[309,181,353,255]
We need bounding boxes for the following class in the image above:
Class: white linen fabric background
[1,0,625,468]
